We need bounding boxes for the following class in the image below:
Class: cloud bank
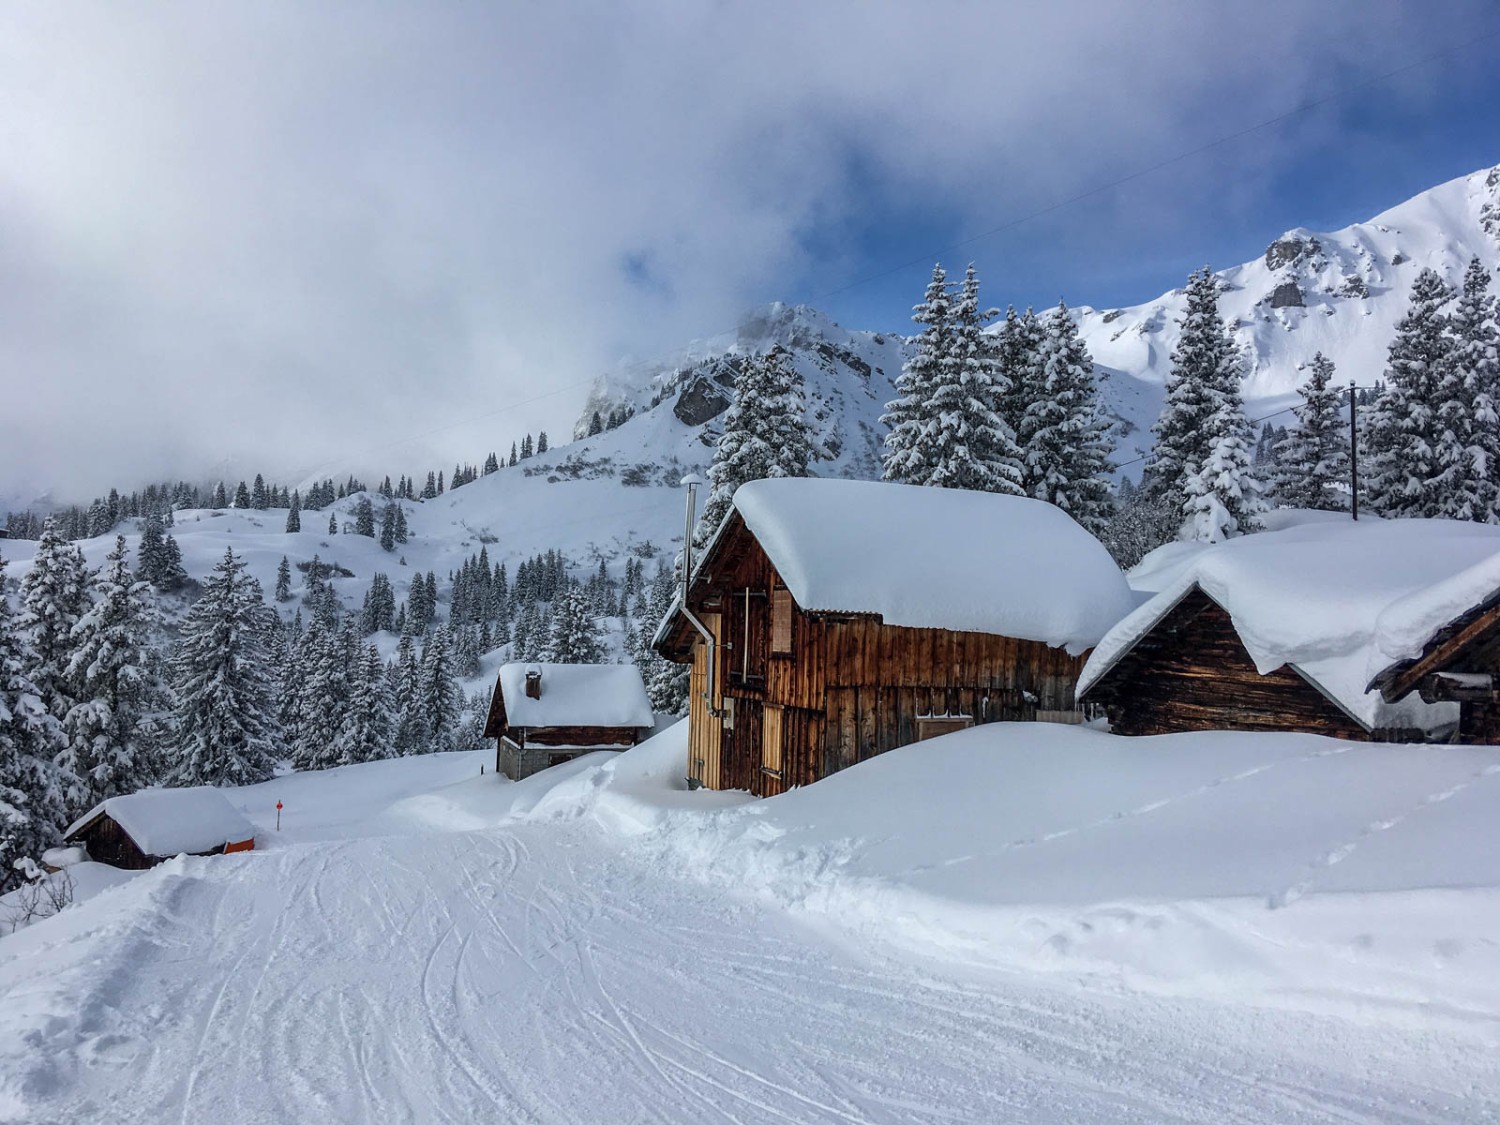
[0,0,1490,500]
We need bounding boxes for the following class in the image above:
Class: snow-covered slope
[1079,164,1500,464]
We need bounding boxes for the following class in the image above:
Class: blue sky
[2,2,1498,498]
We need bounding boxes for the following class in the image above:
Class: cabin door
[759,705,786,797]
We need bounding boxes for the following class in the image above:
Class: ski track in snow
[5,814,1495,1125]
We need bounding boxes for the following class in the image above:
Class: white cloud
[0,0,1488,500]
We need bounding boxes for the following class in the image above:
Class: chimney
[524,668,542,700]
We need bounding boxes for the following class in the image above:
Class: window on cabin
[915,715,973,742]
[771,587,793,655]
[726,588,769,685]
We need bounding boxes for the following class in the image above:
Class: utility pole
[1349,380,1359,521]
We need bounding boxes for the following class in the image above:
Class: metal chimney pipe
[677,475,718,717]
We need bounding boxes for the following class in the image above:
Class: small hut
[654,477,1135,796]
[1079,516,1500,740]
[484,662,655,780]
[64,788,257,870]
[1367,550,1500,742]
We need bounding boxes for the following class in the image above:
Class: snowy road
[10,818,1495,1124]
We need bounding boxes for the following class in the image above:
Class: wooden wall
[1083,588,1369,740]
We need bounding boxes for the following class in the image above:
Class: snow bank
[731,477,1134,653]
[493,662,653,730]
[66,787,255,858]
[1081,517,1500,728]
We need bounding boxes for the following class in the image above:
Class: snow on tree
[541,582,604,665]
[1147,267,1231,499]
[994,305,1040,446]
[285,490,302,533]
[1018,299,1114,532]
[58,536,165,808]
[328,512,338,535]
[354,497,375,538]
[275,556,293,602]
[882,264,1022,494]
[0,551,68,891]
[332,644,392,765]
[390,628,427,755]
[698,345,813,543]
[419,625,460,753]
[1365,267,1456,517]
[137,512,167,585]
[251,474,269,510]
[380,503,398,551]
[158,535,188,592]
[1274,353,1349,511]
[233,481,251,509]
[1182,401,1266,542]
[168,548,279,786]
[19,519,91,745]
[293,618,349,770]
[1433,257,1500,521]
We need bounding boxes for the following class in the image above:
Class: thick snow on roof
[498,662,654,730]
[1078,517,1500,730]
[66,787,255,858]
[730,478,1134,653]
[1371,550,1500,675]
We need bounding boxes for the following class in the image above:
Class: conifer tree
[589,412,604,436]
[168,549,278,786]
[328,512,338,535]
[275,556,293,602]
[233,481,251,509]
[19,520,91,740]
[212,482,228,509]
[542,583,604,664]
[882,264,952,486]
[390,628,426,755]
[1018,300,1114,532]
[1365,268,1456,516]
[1434,258,1500,521]
[380,504,398,551]
[138,512,167,585]
[484,452,499,475]
[521,434,534,459]
[158,536,188,592]
[509,442,518,467]
[354,497,375,538]
[537,431,549,454]
[251,474,269,510]
[1147,267,1231,499]
[61,537,164,806]
[0,552,69,891]
[285,490,302,533]
[698,346,813,543]
[1274,353,1349,511]
[419,626,460,752]
[334,645,393,765]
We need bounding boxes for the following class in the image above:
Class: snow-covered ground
[3,721,1498,1123]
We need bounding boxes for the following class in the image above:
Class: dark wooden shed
[1368,590,1500,743]
[64,788,257,870]
[654,477,1135,797]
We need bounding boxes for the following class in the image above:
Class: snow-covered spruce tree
[380,503,398,551]
[353,497,375,538]
[137,512,167,585]
[1100,484,1179,570]
[19,519,91,749]
[390,628,426,755]
[633,566,688,715]
[0,552,69,891]
[168,548,279,786]
[275,556,292,602]
[293,618,349,770]
[60,537,164,807]
[1273,353,1349,511]
[285,490,301,533]
[419,625,460,753]
[882,264,952,485]
[542,582,604,664]
[1434,258,1500,521]
[157,535,188,592]
[993,305,1035,444]
[1018,300,1114,533]
[697,345,813,544]
[1364,267,1456,517]
[332,644,393,766]
[1182,391,1266,542]
[1146,267,1230,500]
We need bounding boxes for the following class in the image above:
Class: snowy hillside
[1078,163,1500,464]
[3,721,1498,1121]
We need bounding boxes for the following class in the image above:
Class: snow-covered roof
[1369,551,1500,680]
[496,662,654,729]
[725,478,1134,653]
[1077,517,1500,731]
[65,787,256,857]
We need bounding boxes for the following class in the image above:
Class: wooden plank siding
[672,514,1089,797]
[1082,588,1369,739]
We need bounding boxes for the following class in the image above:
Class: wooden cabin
[64,787,256,870]
[654,477,1135,796]
[1075,516,1500,742]
[1077,583,1371,738]
[484,662,655,780]
[1368,573,1500,742]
